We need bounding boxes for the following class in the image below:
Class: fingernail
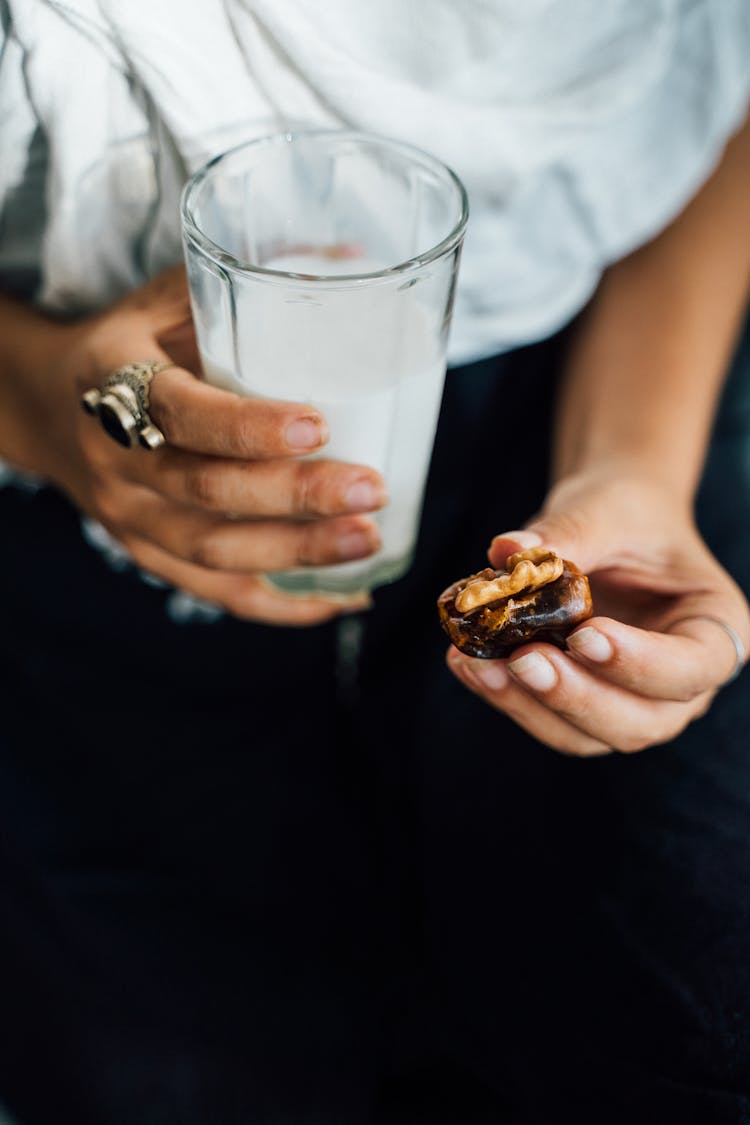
[336,528,378,561]
[508,652,557,691]
[567,626,612,663]
[285,416,327,452]
[345,479,387,512]
[472,660,510,691]
[492,529,543,549]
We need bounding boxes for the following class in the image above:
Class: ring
[673,615,746,685]
[81,360,173,450]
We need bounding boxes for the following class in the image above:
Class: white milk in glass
[199,252,448,595]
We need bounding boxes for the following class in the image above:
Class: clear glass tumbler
[181,128,468,596]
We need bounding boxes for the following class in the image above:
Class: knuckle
[294,527,317,567]
[658,661,710,702]
[547,683,579,714]
[667,681,697,704]
[231,409,261,458]
[680,680,706,704]
[186,466,222,509]
[557,512,586,542]
[151,391,177,438]
[294,522,331,567]
[290,461,320,514]
[540,509,587,549]
[189,527,229,570]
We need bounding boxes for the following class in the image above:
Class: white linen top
[1,0,749,365]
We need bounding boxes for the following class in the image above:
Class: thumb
[488,510,611,574]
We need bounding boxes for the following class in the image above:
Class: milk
[198,252,448,594]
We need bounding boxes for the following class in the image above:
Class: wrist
[550,452,698,515]
[2,297,79,376]
[544,463,696,529]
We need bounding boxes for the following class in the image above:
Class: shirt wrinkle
[0,0,748,364]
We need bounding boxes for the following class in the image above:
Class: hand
[446,471,750,755]
[4,266,388,625]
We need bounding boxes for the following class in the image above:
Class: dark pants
[1,317,749,1125]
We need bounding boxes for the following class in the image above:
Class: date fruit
[437,547,593,659]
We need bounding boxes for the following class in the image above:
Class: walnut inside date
[437,547,593,659]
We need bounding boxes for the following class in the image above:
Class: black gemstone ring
[81,360,173,450]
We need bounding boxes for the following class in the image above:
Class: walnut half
[454,548,564,613]
[437,548,593,659]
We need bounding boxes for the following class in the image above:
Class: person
[1,2,749,1123]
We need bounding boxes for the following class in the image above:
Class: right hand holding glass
[8,265,387,624]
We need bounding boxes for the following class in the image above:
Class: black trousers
[1,318,749,1125]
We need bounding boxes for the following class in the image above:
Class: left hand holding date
[445,472,749,756]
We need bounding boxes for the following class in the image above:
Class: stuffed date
[437,547,593,659]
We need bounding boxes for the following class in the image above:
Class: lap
[1,319,750,1123]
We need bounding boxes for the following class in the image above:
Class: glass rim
[180,127,470,285]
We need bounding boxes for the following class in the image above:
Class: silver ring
[81,359,173,451]
[673,615,746,685]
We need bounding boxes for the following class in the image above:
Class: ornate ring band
[81,360,173,450]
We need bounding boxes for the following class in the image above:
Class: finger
[149,365,332,459]
[122,450,388,518]
[488,511,616,574]
[667,614,748,684]
[447,648,613,756]
[86,327,332,461]
[487,530,545,566]
[123,535,372,626]
[564,613,746,701]
[496,642,711,753]
[113,485,382,572]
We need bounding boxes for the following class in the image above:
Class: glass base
[266,551,414,598]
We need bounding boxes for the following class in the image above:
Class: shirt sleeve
[0,0,48,300]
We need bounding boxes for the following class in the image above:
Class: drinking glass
[181,128,468,595]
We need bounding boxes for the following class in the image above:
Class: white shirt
[1,0,749,364]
